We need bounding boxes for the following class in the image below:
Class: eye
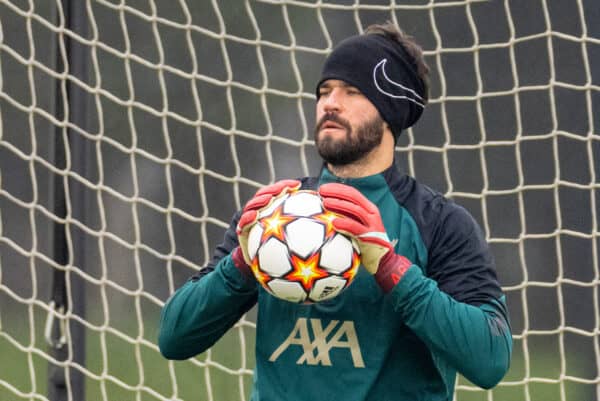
[318,88,331,97]
[346,87,361,96]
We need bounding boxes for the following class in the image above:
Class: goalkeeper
[159,21,512,401]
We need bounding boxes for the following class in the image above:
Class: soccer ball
[246,189,361,303]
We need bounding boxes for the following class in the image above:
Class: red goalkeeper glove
[318,183,412,293]
[232,179,302,274]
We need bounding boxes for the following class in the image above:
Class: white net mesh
[0,0,599,400]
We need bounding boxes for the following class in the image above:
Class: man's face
[315,80,385,166]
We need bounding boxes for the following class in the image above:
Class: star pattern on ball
[247,189,361,303]
[343,252,362,281]
[250,257,271,286]
[314,210,340,239]
[286,253,328,291]
[260,207,295,243]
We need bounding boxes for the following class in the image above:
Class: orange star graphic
[250,257,271,287]
[260,208,295,242]
[286,253,328,291]
[343,251,361,282]
[314,210,340,238]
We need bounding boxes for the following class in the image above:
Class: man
[158,22,512,401]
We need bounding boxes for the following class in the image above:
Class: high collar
[318,162,404,192]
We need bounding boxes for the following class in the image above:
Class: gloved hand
[232,179,302,272]
[318,183,412,292]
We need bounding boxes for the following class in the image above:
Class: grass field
[0,306,595,401]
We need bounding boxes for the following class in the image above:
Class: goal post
[0,1,598,401]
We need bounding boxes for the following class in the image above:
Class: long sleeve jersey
[158,163,513,401]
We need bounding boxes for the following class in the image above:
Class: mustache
[315,113,352,133]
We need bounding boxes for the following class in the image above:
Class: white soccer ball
[247,189,360,303]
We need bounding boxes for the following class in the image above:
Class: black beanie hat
[316,33,426,139]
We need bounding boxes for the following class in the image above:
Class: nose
[320,88,343,113]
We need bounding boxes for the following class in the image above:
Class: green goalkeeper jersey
[158,164,512,401]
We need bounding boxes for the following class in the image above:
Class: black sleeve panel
[386,170,504,309]
[427,203,504,306]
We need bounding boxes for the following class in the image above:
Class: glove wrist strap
[374,252,412,293]
[231,247,253,278]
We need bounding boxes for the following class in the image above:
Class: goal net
[0,0,598,400]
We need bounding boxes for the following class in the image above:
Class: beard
[314,113,385,166]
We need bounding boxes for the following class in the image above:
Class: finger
[317,182,349,197]
[255,179,301,198]
[318,183,378,214]
[331,216,367,238]
[243,193,275,213]
[237,209,258,232]
[322,197,369,225]
[333,218,392,250]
